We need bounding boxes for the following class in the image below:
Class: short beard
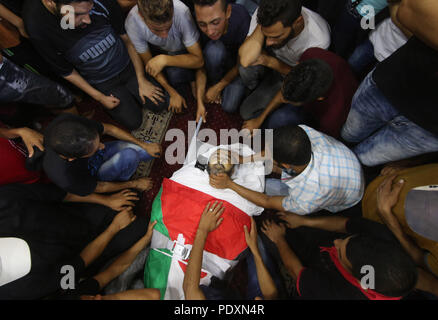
[266,28,295,50]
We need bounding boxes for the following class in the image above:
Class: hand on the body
[99,94,120,110]
[138,78,165,106]
[132,177,154,192]
[244,217,259,254]
[169,91,188,114]
[108,189,140,212]
[261,219,286,244]
[145,219,158,243]
[198,201,225,233]
[17,127,44,157]
[111,207,137,231]
[146,55,167,77]
[209,173,232,190]
[141,142,162,158]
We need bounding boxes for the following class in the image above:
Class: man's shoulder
[125,5,141,27]
[22,0,52,35]
[301,7,331,47]
[231,3,251,19]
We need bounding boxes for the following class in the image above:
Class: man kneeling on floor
[210,124,364,216]
[42,114,161,208]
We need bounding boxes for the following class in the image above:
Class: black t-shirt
[373,37,438,136]
[22,0,130,83]
[43,114,104,196]
[200,4,250,67]
[292,217,401,300]
[0,0,23,15]
[0,183,115,299]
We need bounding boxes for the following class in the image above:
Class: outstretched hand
[244,217,259,253]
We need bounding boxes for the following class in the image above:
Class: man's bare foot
[133,177,154,192]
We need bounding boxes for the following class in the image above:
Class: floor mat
[130,108,173,180]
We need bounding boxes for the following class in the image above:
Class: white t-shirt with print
[248,7,331,66]
[369,18,408,62]
[125,0,199,54]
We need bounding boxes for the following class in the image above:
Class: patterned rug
[130,108,173,180]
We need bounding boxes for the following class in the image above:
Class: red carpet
[77,86,244,218]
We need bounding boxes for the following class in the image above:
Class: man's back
[282,125,364,215]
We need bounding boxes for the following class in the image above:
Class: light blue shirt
[281,125,365,215]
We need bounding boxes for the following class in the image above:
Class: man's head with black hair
[257,0,303,49]
[193,0,231,41]
[282,59,334,105]
[138,0,174,38]
[44,0,94,29]
[272,125,311,168]
[45,117,103,160]
[334,235,418,298]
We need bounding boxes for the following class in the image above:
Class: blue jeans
[0,57,74,109]
[341,71,438,166]
[88,141,154,181]
[203,41,246,113]
[246,236,284,299]
[348,39,377,76]
[165,66,195,88]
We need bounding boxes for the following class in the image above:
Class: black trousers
[94,62,169,130]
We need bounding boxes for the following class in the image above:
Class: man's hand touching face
[209,173,232,189]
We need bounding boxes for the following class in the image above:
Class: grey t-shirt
[125,0,199,54]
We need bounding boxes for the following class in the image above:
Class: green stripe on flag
[144,248,172,299]
[151,186,170,238]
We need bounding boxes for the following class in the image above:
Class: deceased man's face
[207,149,236,177]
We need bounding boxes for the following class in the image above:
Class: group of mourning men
[0,0,438,300]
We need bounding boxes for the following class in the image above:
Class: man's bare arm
[239,25,265,68]
[397,0,438,50]
[64,70,120,110]
[210,173,285,211]
[93,221,156,289]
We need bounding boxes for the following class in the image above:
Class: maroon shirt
[299,48,358,139]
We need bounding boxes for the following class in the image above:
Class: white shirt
[248,7,331,66]
[125,0,199,54]
[171,143,265,216]
[369,18,408,62]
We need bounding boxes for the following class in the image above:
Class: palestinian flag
[144,178,252,300]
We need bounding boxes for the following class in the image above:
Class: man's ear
[225,4,232,19]
[292,15,304,32]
